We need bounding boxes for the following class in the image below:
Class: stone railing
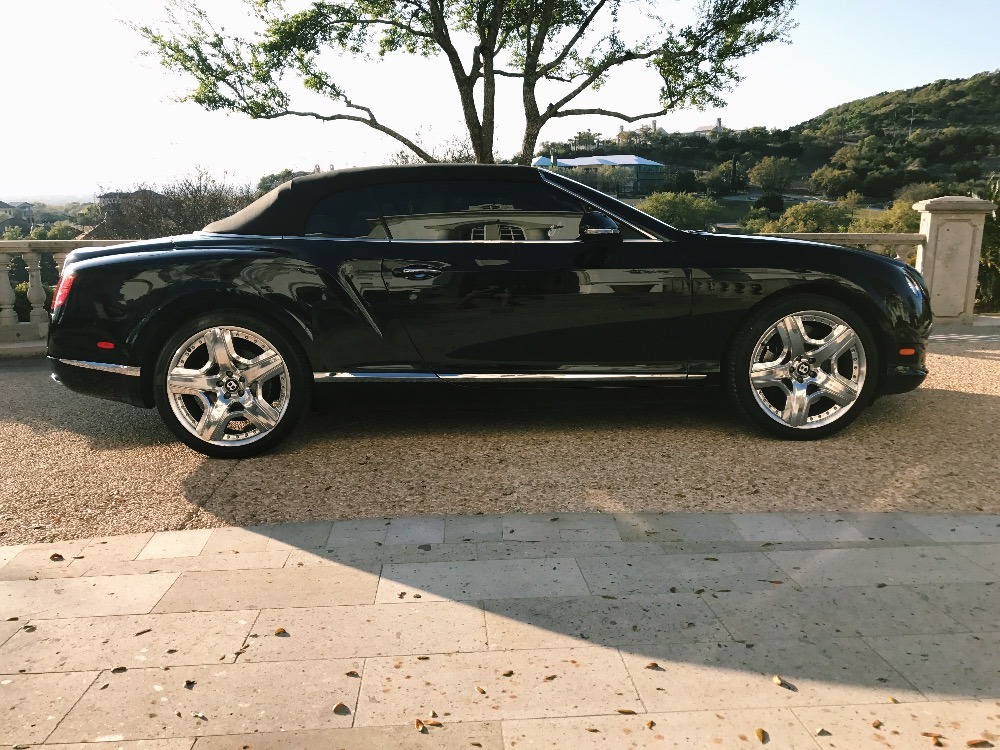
[0,240,130,345]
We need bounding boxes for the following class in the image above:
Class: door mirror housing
[579,211,622,245]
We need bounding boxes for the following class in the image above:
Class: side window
[370,180,600,241]
[305,188,386,238]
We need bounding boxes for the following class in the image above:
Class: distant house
[693,118,728,139]
[532,154,664,194]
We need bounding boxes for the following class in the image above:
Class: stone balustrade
[0,195,995,353]
[0,240,129,344]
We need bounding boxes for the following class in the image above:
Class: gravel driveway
[3,332,999,545]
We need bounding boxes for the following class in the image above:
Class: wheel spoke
[166,367,215,396]
[243,397,280,433]
[776,316,808,358]
[810,325,857,366]
[750,360,789,389]
[204,327,236,372]
[781,380,811,427]
[195,398,234,442]
[241,351,284,386]
[815,370,859,406]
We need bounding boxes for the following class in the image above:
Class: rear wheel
[726,295,879,439]
[153,313,309,458]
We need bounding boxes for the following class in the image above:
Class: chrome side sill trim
[314,371,705,382]
[54,358,141,377]
[313,371,439,382]
[439,373,692,381]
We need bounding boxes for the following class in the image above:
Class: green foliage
[753,192,784,214]
[745,201,851,233]
[635,191,724,230]
[140,0,796,164]
[978,174,1000,312]
[848,183,943,233]
[12,282,54,323]
[747,156,796,192]
[1,226,24,240]
[256,168,310,196]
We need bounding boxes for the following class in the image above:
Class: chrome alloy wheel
[164,326,291,447]
[748,310,867,430]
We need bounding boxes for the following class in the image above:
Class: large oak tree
[142,0,796,163]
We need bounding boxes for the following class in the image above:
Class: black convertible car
[48,164,931,457]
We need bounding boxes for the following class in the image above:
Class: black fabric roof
[203,164,541,236]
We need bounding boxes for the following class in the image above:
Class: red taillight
[52,273,75,311]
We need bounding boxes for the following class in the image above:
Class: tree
[747,201,851,233]
[635,191,724,230]
[1,226,24,240]
[747,156,796,192]
[256,169,311,195]
[597,165,633,196]
[141,0,796,164]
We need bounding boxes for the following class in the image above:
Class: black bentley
[48,164,931,457]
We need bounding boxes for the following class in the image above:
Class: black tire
[725,294,880,440]
[153,311,309,458]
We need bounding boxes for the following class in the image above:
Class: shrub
[13,282,54,322]
[635,192,725,231]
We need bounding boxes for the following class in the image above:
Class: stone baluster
[0,253,15,330]
[23,252,48,328]
[54,252,69,275]
[914,196,997,325]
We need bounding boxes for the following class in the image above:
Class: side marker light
[97,341,115,350]
[899,347,916,356]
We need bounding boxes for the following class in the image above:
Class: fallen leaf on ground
[49,553,63,561]
[922,733,944,739]
[586,728,599,733]
[429,710,438,718]
[815,728,830,736]
[111,667,127,674]
[22,625,36,633]
[966,741,993,748]
[414,719,427,732]
[772,675,784,687]
[333,702,350,715]
[274,627,288,636]
[756,727,768,743]
[425,719,443,727]
[646,720,655,729]
[184,680,196,689]
[417,656,430,660]
[134,629,152,637]
[888,696,899,704]
[645,662,660,670]
[475,686,486,694]
[502,670,514,677]
[872,720,883,729]
[617,709,636,715]
[544,675,557,681]
[345,670,360,678]
[191,712,207,720]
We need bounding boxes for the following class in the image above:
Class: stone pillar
[0,253,16,331]
[914,196,996,325]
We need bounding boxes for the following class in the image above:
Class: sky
[2,0,999,201]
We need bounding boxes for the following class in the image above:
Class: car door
[374,176,691,377]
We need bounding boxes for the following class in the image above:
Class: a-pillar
[914,196,996,325]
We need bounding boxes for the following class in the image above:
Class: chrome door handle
[397,266,443,280]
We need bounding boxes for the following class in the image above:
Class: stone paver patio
[2,512,999,748]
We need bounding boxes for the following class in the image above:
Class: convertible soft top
[203,163,539,236]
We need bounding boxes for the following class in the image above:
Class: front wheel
[153,313,309,458]
[726,295,880,440]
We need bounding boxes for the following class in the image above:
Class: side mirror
[579,211,622,244]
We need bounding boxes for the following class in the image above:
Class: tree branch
[538,0,609,77]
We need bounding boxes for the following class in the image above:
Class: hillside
[797,70,1000,142]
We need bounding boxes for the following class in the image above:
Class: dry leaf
[888,696,899,704]
[274,627,288,636]
[966,741,993,748]
[586,728,599,733]
[417,656,430,660]
[429,710,438,718]
[111,667,127,674]
[425,719,443,727]
[502,670,514,677]
[99,683,109,690]
[475,686,486,694]
[544,674,558,681]
[932,739,943,748]
[345,670,360,678]
[922,733,944,739]
[815,728,831,736]
[174,710,182,717]
[134,628,152,637]
[414,719,427,733]
[705,557,719,561]
[191,712,207,720]
[184,679,196,689]
[872,720,883,729]
[617,709,636,715]
[755,727,768,743]
[646,720,655,729]
[333,702,350,715]
[49,553,63,561]
[645,662,660,670]
[22,625,36,633]
[398,592,406,599]
[772,675,784,687]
